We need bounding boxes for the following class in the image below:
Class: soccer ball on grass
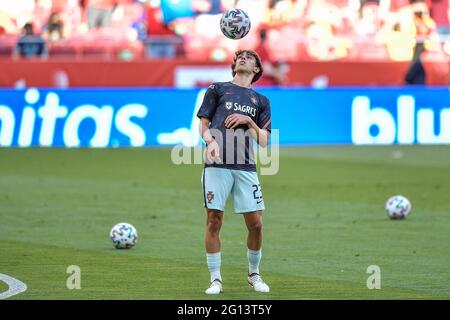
[385,195,412,220]
[110,222,138,249]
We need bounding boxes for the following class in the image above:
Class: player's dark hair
[231,50,263,84]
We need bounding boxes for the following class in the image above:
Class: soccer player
[197,50,272,294]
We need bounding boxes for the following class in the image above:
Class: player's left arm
[224,114,270,147]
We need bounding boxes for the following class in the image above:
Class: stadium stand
[0,0,448,85]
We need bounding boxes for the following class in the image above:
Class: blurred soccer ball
[385,195,412,220]
[220,8,251,40]
[110,222,138,249]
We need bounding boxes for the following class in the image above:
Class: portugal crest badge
[207,191,214,204]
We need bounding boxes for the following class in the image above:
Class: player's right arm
[199,117,220,163]
[197,84,221,163]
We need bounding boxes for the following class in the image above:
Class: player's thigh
[231,170,265,214]
[201,167,233,212]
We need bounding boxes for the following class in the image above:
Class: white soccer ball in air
[385,195,412,220]
[220,8,251,40]
[110,222,138,249]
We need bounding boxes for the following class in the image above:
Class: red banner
[0,58,447,87]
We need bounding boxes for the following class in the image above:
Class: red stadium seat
[0,34,18,58]
[48,41,78,59]
[354,41,390,60]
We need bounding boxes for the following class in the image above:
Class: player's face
[235,52,259,75]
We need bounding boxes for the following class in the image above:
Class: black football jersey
[197,82,271,171]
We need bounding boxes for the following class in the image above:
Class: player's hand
[206,140,221,164]
[224,114,251,129]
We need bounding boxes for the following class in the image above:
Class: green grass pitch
[0,146,449,299]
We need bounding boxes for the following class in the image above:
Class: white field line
[0,274,27,299]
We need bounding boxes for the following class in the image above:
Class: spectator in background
[405,45,426,84]
[0,9,18,34]
[146,0,174,36]
[304,1,352,60]
[145,0,180,58]
[86,0,117,29]
[14,23,48,59]
[61,0,85,37]
[42,11,64,42]
[430,0,450,36]
[404,0,436,85]
[262,0,306,29]
[380,20,416,61]
[354,1,384,36]
[410,0,439,59]
[254,28,287,85]
[0,0,35,30]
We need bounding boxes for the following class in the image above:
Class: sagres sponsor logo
[226,101,256,116]
[233,102,256,117]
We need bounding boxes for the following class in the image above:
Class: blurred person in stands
[156,0,196,37]
[254,28,287,86]
[429,0,450,58]
[304,0,352,60]
[409,0,440,59]
[0,10,18,34]
[380,20,416,61]
[32,0,53,34]
[145,0,180,58]
[405,43,426,84]
[404,0,437,85]
[42,12,64,42]
[261,0,306,29]
[14,23,48,59]
[63,0,85,37]
[86,0,118,29]
[146,0,174,36]
[32,1,71,35]
[354,1,384,36]
[0,0,35,30]
[429,0,450,36]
